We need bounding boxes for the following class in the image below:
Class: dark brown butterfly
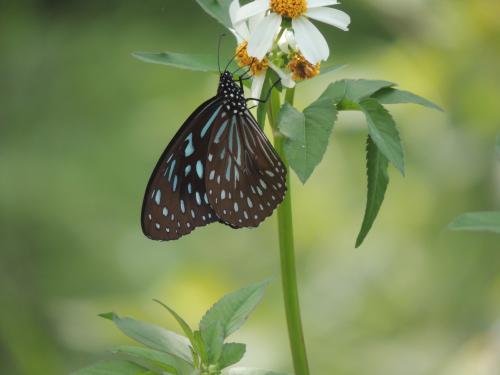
[141,69,286,241]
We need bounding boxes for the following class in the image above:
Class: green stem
[268,87,310,375]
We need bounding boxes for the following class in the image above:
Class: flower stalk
[268,87,310,375]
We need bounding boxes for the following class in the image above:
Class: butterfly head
[218,71,247,116]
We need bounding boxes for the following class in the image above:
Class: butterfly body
[141,71,286,241]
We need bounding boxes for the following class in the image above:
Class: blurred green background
[1,0,499,374]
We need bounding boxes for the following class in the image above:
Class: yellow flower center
[235,42,269,75]
[270,0,307,18]
[288,53,320,81]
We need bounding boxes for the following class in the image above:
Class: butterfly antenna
[217,34,226,74]
[239,66,253,80]
[233,64,252,78]
[225,47,241,73]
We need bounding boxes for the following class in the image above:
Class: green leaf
[99,312,116,321]
[321,79,395,105]
[193,330,207,365]
[359,99,405,175]
[219,343,246,369]
[371,88,443,111]
[355,136,390,248]
[448,212,500,234]
[195,0,233,28]
[319,80,347,103]
[111,346,178,375]
[278,99,338,183]
[344,79,396,102]
[201,321,224,365]
[319,64,346,76]
[71,360,150,375]
[153,300,196,352]
[223,368,290,375]
[111,346,188,374]
[132,52,219,72]
[102,313,194,365]
[199,280,270,340]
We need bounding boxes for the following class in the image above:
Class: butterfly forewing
[141,97,226,240]
[205,111,287,227]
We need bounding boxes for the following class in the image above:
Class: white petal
[292,16,329,63]
[251,73,266,104]
[268,62,296,89]
[230,0,250,39]
[229,28,244,43]
[278,30,297,53]
[235,0,268,22]
[247,13,282,60]
[229,0,240,22]
[306,7,351,31]
[248,12,264,32]
[307,0,339,8]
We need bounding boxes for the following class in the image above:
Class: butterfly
[141,62,287,241]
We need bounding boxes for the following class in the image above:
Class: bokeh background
[1,0,499,374]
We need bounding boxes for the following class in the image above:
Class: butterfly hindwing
[205,110,287,227]
[141,97,226,240]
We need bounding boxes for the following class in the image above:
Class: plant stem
[268,87,310,375]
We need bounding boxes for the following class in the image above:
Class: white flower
[229,0,295,102]
[236,0,351,64]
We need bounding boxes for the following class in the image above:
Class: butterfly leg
[245,78,281,104]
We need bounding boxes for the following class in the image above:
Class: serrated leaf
[278,99,337,183]
[223,368,290,375]
[319,80,347,103]
[355,136,390,248]
[219,343,246,369]
[195,0,233,28]
[71,360,149,375]
[320,79,395,105]
[359,99,405,175]
[111,346,185,374]
[199,280,269,340]
[201,321,224,365]
[133,52,219,72]
[344,79,396,102]
[371,88,443,111]
[105,313,193,365]
[448,212,500,234]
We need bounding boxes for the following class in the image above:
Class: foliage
[132,52,221,73]
[73,281,286,375]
